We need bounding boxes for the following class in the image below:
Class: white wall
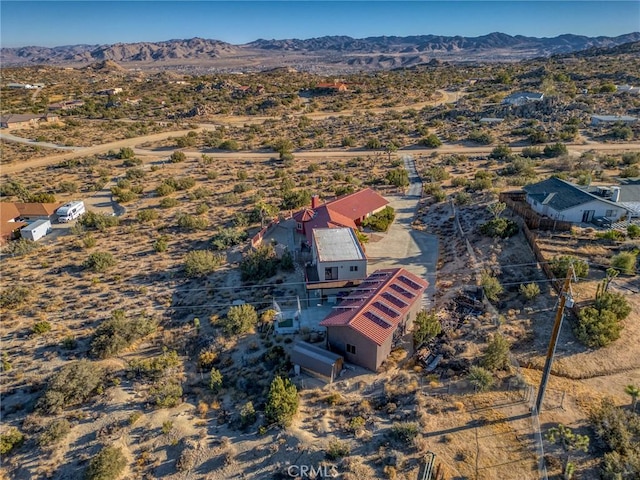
[528,197,627,223]
[316,259,367,282]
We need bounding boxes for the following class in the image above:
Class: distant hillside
[2,32,639,72]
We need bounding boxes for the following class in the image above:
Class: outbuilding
[20,219,51,241]
[291,341,344,382]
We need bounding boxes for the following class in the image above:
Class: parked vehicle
[20,219,51,241]
[56,201,85,223]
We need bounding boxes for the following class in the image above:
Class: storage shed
[20,219,51,241]
[291,342,343,383]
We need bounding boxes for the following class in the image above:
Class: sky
[1,1,639,48]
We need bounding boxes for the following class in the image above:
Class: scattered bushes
[3,238,39,257]
[362,206,395,232]
[575,292,630,348]
[221,304,258,336]
[480,333,511,371]
[128,350,181,381]
[32,320,52,335]
[137,209,158,223]
[211,228,247,250]
[38,419,71,447]
[209,368,223,392]
[325,439,351,460]
[83,252,117,272]
[389,422,419,444]
[184,250,224,278]
[240,244,279,281]
[169,151,187,163]
[86,445,127,480]
[265,376,299,428]
[37,360,104,414]
[480,218,519,238]
[543,143,568,158]
[519,282,541,301]
[0,428,24,455]
[78,211,119,231]
[413,310,442,348]
[149,380,183,408]
[90,310,157,359]
[386,167,410,188]
[550,256,589,279]
[467,366,494,392]
[611,251,637,275]
[467,130,494,145]
[420,134,442,148]
[481,272,503,302]
[0,286,31,309]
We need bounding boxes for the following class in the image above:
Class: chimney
[311,195,320,209]
[611,187,621,203]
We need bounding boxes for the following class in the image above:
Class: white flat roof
[313,227,365,262]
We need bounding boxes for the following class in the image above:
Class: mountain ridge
[2,32,639,71]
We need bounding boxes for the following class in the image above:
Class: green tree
[385,167,410,188]
[209,368,223,392]
[420,134,442,148]
[481,272,503,302]
[37,360,104,414]
[575,307,621,348]
[624,385,639,412]
[550,256,589,279]
[265,376,299,428]
[413,310,442,348]
[487,202,506,219]
[221,304,258,335]
[467,366,494,392]
[490,145,513,161]
[240,244,279,281]
[544,143,568,158]
[169,151,187,163]
[545,424,589,480]
[480,333,511,371]
[117,147,135,159]
[184,250,224,278]
[86,445,127,480]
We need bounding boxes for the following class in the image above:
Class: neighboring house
[320,268,428,372]
[523,177,630,224]
[616,85,640,94]
[310,227,367,283]
[96,87,123,96]
[588,179,640,219]
[591,115,638,126]
[48,100,85,111]
[13,202,61,222]
[6,83,41,89]
[502,91,544,106]
[0,114,58,129]
[316,82,348,92]
[291,341,344,383]
[293,188,389,242]
[479,117,504,124]
[0,203,27,245]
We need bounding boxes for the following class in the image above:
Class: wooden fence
[499,191,572,231]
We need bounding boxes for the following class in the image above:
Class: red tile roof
[0,203,26,243]
[14,202,61,217]
[320,268,428,346]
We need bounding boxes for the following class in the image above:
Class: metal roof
[523,177,622,212]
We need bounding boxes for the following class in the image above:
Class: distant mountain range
[2,32,639,72]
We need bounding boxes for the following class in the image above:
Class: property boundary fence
[500,191,572,231]
[250,213,293,248]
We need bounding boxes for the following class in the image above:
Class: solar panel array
[381,291,408,309]
[398,275,421,290]
[390,283,415,299]
[363,311,391,328]
[372,301,399,318]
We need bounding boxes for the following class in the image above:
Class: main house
[523,177,630,224]
[293,188,389,243]
[502,91,544,106]
[320,268,428,372]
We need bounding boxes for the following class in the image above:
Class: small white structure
[56,201,85,223]
[20,219,51,241]
[591,115,638,126]
[616,85,640,94]
[503,91,544,106]
[312,228,367,282]
[479,117,504,124]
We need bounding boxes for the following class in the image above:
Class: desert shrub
[154,236,168,252]
[240,244,278,281]
[83,234,96,248]
[90,310,157,359]
[155,183,175,197]
[219,139,240,151]
[111,187,137,203]
[575,307,621,348]
[78,211,119,230]
[0,428,24,455]
[522,146,543,158]
[389,422,419,444]
[627,224,640,239]
[4,238,39,257]
[177,214,208,231]
[325,439,351,460]
[184,250,224,277]
[550,256,589,279]
[467,366,494,392]
[594,292,631,322]
[117,147,135,159]
[424,166,450,182]
[413,310,441,348]
[468,130,494,145]
[240,401,257,429]
[611,251,637,275]
[211,228,247,250]
[150,380,183,408]
[37,360,104,414]
[159,197,178,208]
[265,376,299,428]
[222,304,258,335]
[490,145,513,161]
[366,137,382,149]
[125,167,145,179]
[481,272,503,302]
[420,134,442,148]
[83,252,117,272]
[543,143,568,158]
[386,167,410,187]
[451,177,469,188]
[479,218,519,238]
[346,416,366,434]
[86,445,127,480]
[519,282,541,301]
[480,333,511,371]
[280,189,311,210]
[596,230,625,241]
[455,192,471,205]
[362,206,395,232]
[209,368,223,392]
[32,320,52,335]
[137,209,158,223]
[128,350,180,381]
[233,182,251,194]
[0,286,31,308]
[38,419,71,447]
[169,151,187,163]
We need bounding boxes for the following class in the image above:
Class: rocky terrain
[2,32,639,72]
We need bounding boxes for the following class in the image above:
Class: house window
[349,265,358,272]
[296,222,303,230]
[605,210,615,217]
[346,344,356,354]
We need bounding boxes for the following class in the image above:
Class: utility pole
[535,268,575,413]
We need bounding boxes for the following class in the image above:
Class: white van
[56,201,85,223]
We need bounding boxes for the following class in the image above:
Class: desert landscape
[1,24,640,480]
